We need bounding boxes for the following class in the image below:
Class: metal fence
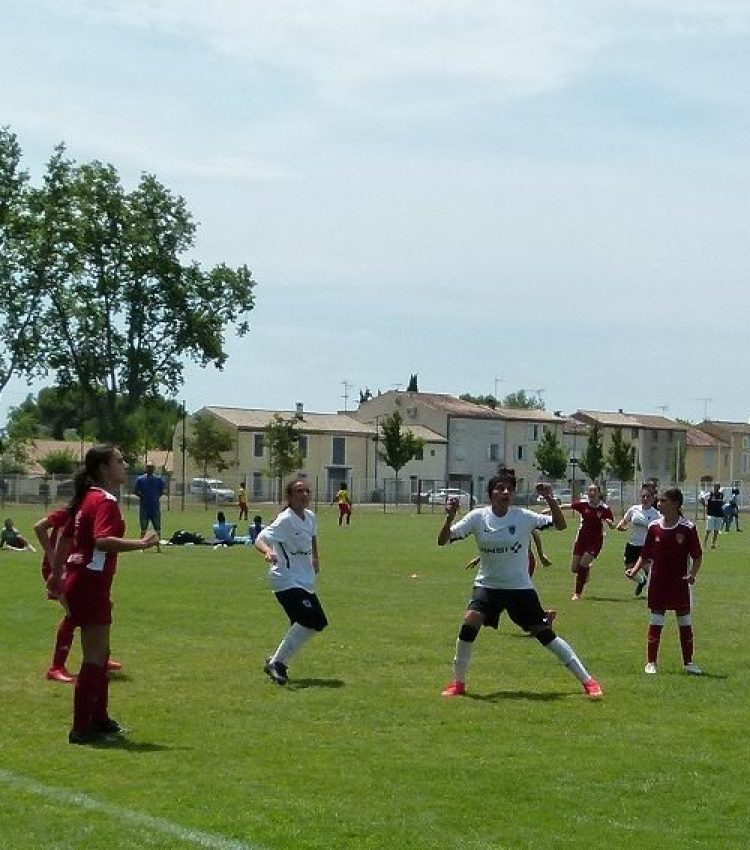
[0,472,742,521]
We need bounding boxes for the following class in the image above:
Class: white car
[428,489,476,509]
[189,478,235,502]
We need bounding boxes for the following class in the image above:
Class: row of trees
[1,125,256,457]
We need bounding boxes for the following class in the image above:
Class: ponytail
[67,444,118,514]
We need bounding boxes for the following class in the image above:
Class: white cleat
[684,662,702,675]
[644,662,657,675]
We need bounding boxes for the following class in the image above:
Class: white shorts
[706,516,723,532]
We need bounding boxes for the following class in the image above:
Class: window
[516,445,526,462]
[332,437,345,465]
[743,436,750,450]
[667,431,673,442]
[489,443,500,461]
[298,435,308,458]
[631,428,639,440]
[703,449,716,467]
[528,424,540,441]
[414,446,424,461]
[253,434,264,457]
[742,453,750,475]
[430,449,435,457]
[651,430,659,440]
[252,472,263,500]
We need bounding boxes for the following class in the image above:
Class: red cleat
[46,666,75,683]
[583,678,603,699]
[107,659,123,672]
[441,681,466,697]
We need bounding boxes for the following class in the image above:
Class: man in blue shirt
[134,462,165,552]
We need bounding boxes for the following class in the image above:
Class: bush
[40,448,78,475]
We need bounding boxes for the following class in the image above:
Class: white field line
[0,768,266,850]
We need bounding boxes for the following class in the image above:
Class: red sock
[52,617,76,669]
[575,567,589,595]
[73,663,105,733]
[647,624,663,664]
[679,625,694,664]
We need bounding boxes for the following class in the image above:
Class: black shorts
[275,588,328,632]
[467,586,547,631]
[623,543,643,566]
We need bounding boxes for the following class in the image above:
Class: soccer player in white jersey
[438,467,603,699]
[254,479,327,685]
[616,483,661,596]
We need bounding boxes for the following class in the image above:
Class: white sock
[271,622,316,666]
[545,636,591,684]
[453,639,474,684]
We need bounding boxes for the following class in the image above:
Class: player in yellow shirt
[334,482,352,526]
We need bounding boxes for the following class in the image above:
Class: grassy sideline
[0,502,747,850]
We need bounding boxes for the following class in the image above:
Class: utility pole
[494,377,505,400]
[341,380,353,412]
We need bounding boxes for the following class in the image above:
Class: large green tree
[378,411,425,478]
[578,423,605,483]
[186,413,234,504]
[1,129,257,446]
[534,430,568,480]
[264,414,305,501]
[605,428,636,506]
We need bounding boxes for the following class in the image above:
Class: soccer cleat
[263,658,289,686]
[582,678,603,698]
[684,662,703,675]
[635,577,647,597]
[441,681,466,697]
[544,609,557,624]
[68,728,103,745]
[46,666,75,683]
[644,662,658,674]
[92,717,127,736]
[106,659,123,672]
[570,593,581,601]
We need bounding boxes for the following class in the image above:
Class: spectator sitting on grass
[1,518,36,552]
[212,511,237,547]
[248,515,265,544]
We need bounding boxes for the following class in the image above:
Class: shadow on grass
[90,738,182,752]
[583,596,634,603]
[466,690,570,703]
[288,678,345,690]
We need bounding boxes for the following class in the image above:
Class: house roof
[379,391,562,423]
[698,419,750,435]
[573,410,686,431]
[686,427,729,449]
[21,441,173,475]
[200,406,377,436]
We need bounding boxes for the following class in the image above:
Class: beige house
[695,420,750,489]
[684,427,731,488]
[172,404,377,502]
[353,391,565,498]
[569,410,688,487]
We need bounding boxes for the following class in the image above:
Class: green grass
[0,503,747,849]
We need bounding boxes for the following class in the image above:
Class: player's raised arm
[535,483,566,530]
[437,498,459,546]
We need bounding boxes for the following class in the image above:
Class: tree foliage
[378,411,425,476]
[459,393,498,409]
[578,423,605,483]
[39,448,78,475]
[406,374,418,392]
[605,428,636,483]
[264,414,305,499]
[501,389,545,410]
[186,413,234,482]
[0,128,257,446]
[534,430,568,480]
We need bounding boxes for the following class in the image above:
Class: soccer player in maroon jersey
[46,445,159,744]
[556,484,615,600]
[627,488,703,675]
[35,507,126,684]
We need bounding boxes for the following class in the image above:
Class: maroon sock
[92,662,111,725]
[73,663,105,733]
[647,624,663,664]
[52,617,76,669]
[679,625,694,664]
[575,567,589,595]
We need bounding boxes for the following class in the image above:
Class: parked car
[410,491,432,505]
[428,488,477,509]
[537,488,573,504]
[189,477,235,502]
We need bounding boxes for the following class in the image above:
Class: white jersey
[622,505,661,547]
[257,507,317,593]
[449,506,554,590]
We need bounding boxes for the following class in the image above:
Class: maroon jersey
[41,507,71,581]
[65,488,125,582]
[572,500,614,539]
[641,518,702,611]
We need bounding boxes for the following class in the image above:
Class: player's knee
[458,623,479,643]
[533,628,556,646]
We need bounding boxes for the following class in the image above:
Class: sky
[2,0,750,425]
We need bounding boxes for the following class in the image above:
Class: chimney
[295,402,304,419]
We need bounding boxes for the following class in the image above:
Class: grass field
[0,502,747,850]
